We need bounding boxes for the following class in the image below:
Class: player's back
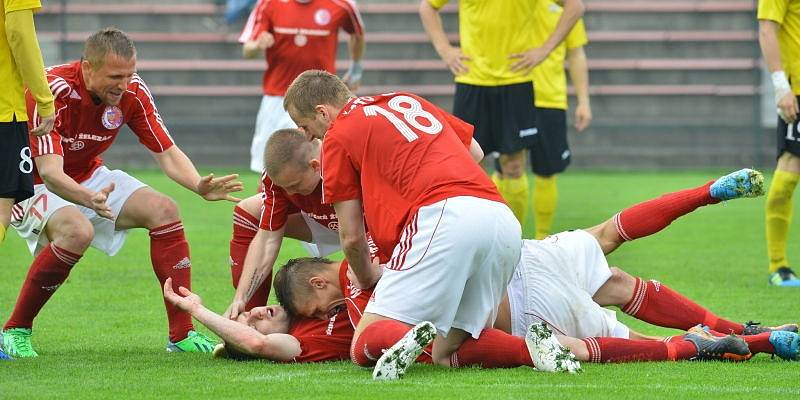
[322,92,503,255]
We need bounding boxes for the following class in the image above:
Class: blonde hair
[283,70,352,118]
[83,27,136,69]
[263,128,319,179]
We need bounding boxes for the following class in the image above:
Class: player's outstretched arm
[152,146,243,202]
[163,278,302,361]
[334,199,381,289]
[224,227,286,319]
[35,154,115,219]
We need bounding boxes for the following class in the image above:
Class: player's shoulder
[324,0,359,13]
[44,62,80,99]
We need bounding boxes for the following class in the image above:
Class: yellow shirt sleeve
[427,0,449,10]
[758,0,788,23]
[4,0,41,13]
[5,8,54,116]
[565,18,588,50]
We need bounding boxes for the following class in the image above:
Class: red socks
[614,181,719,241]
[4,244,82,330]
[230,205,270,309]
[623,278,743,334]
[150,221,194,342]
[582,337,697,362]
[350,320,432,367]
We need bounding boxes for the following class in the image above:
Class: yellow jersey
[1,0,43,122]
[429,0,537,86]
[759,0,800,94]
[531,0,587,110]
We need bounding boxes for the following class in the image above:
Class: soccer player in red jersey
[283,70,524,376]
[163,278,353,363]
[239,0,364,172]
[2,28,242,357]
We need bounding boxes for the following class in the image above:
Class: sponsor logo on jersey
[69,141,85,151]
[101,106,123,130]
[519,127,539,138]
[327,221,339,231]
[173,257,192,270]
[314,8,331,25]
[294,34,308,46]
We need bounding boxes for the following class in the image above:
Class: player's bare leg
[3,207,92,357]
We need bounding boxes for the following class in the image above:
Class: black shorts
[528,107,570,176]
[453,81,538,155]
[0,120,34,203]
[776,96,800,159]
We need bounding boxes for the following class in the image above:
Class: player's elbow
[569,0,585,18]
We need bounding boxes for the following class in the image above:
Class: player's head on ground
[81,27,137,106]
[283,70,353,140]
[264,128,322,195]
[233,305,291,335]
[273,257,344,320]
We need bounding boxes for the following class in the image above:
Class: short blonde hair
[283,70,352,118]
[83,27,136,69]
[263,128,318,178]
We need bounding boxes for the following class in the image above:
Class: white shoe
[372,321,436,381]
[525,323,581,373]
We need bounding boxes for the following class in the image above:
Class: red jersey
[321,93,504,257]
[239,0,364,96]
[259,171,338,232]
[25,61,174,184]
[288,309,353,363]
[338,260,373,328]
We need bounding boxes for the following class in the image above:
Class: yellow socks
[533,175,558,240]
[766,169,800,273]
[493,172,530,226]
[0,224,5,243]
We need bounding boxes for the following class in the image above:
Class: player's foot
[525,323,581,373]
[1,328,38,358]
[769,267,800,287]
[769,331,800,361]
[709,168,765,200]
[685,325,751,361]
[0,347,13,360]
[372,321,436,381]
[166,330,216,353]
[742,321,799,335]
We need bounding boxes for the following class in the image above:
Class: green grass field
[1,169,799,399]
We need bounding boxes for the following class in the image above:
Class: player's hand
[440,46,471,76]
[30,113,55,137]
[163,277,202,313]
[197,173,243,202]
[509,47,550,74]
[574,102,593,132]
[90,182,115,220]
[777,91,799,124]
[223,299,246,320]
[256,31,275,50]
[342,61,363,91]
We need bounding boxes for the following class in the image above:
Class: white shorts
[11,166,146,256]
[365,196,522,338]
[298,212,341,257]
[250,95,296,172]
[507,230,630,339]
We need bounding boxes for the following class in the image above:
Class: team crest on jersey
[327,221,339,231]
[314,9,331,25]
[294,34,308,46]
[101,106,123,130]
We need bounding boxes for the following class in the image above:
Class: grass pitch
[1,169,799,399]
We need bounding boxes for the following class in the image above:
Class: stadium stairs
[35,0,768,168]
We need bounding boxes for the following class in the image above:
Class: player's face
[234,305,291,335]
[294,290,345,321]
[82,53,136,106]
[289,106,333,140]
[272,163,320,196]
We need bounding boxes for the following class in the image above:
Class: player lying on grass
[160,170,799,367]
[274,168,799,377]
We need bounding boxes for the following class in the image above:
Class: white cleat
[525,322,582,373]
[372,321,436,381]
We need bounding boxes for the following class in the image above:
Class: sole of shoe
[372,321,436,381]
[525,323,581,373]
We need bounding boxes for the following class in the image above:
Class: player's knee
[149,196,181,225]
[606,267,636,303]
[57,218,94,251]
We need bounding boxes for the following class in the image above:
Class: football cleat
[769,267,800,287]
[685,325,751,361]
[709,168,765,200]
[525,323,581,373]
[769,331,800,361]
[166,330,217,353]
[372,321,436,381]
[0,348,13,361]
[1,328,38,358]
[742,321,799,336]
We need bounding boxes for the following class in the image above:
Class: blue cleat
[709,168,765,200]
[769,331,800,361]
[0,348,13,361]
[769,267,800,287]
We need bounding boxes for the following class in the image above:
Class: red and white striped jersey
[239,0,364,96]
[289,309,353,363]
[25,61,174,184]
[321,92,504,258]
[259,171,338,232]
